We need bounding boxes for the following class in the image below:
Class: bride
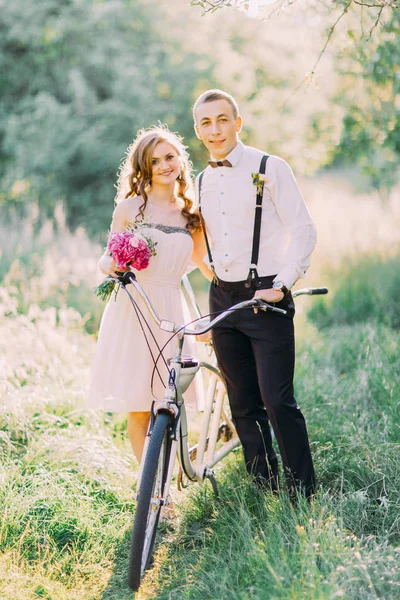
[88,126,212,462]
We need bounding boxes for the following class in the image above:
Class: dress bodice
[130,223,193,286]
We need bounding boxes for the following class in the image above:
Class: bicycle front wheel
[128,411,173,591]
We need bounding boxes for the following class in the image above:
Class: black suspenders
[245,153,269,288]
[197,154,269,288]
[198,170,217,282]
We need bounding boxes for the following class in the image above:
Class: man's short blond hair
[193,89,239,122]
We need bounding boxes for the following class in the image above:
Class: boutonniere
[252,172,269,195]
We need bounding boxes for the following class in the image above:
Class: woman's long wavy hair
[115,125,201,233]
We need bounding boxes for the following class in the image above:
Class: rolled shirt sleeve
[267,157,317,289]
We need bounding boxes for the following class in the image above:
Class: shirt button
[222,212,226,215]
[225,269,228,272]
[221,192,224,195]
[224,233,227,236]
[225,253,228,257]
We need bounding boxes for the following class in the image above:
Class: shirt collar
[209,140,245,167]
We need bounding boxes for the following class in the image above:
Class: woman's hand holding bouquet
[99,254,118,277]
[95,226,157,302]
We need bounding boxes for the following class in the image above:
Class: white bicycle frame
[134,275,240,501]
[180,276,239,469]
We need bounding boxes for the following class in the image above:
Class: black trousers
[210,277,316,497]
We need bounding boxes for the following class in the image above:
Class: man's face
[195,99,242,159]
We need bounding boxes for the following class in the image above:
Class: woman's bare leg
[127,411,151,462]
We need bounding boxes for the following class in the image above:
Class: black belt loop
[198,170,219,285]
[245,154,269,289]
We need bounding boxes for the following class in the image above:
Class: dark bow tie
[208,159,232,168]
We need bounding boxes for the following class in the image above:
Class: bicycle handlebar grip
[309,287,328,295]
[121,271,136,285]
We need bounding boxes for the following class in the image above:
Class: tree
[310,10,400,194]
[189,0,400,192]
[0,0,214,236]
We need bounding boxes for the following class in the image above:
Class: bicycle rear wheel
[128,412,173,591]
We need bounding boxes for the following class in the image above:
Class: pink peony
[131,239,151,271]
[130,234,146,248]
[107,231,152,271]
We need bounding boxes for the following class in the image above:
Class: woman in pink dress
[88,126,212,462]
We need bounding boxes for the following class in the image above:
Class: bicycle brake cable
[121,283,175,394]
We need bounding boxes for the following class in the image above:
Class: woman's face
[151,141,181,186]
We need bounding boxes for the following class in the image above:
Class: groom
[193,89,317,497]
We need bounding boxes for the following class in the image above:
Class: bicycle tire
[128,411,173,591]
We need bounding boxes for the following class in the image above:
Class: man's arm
[253,156,317,304]
[191,227,214,282]
[268,156,317,290]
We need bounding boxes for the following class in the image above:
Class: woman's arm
[191,228,214,282]
[98,201,129,276]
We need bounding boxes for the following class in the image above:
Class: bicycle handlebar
[190,297,287,336]
[292,287,328,298]
[110,272,287,336]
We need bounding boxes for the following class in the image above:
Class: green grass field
[1,205,399,599]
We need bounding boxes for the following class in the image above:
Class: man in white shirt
[193,89,317,498]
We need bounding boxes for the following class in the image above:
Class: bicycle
[107,271,328,591]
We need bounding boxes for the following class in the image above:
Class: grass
[0,210,105,334]
[307,255,400,330]
[0,196,399,598]
[0,286,136,599]
[136,319,400,599]
[1,283,399,598]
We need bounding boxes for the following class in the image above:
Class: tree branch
[191,0,399,11]
[354,1,393,7]
[282,0,353,109]
[367,4,385,39]
[190,0,399,105]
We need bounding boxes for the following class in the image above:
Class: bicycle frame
[118,273,259,499]
[135,323,237,500]
[115,271,327,500]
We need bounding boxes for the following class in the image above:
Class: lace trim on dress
[139,222,192,237]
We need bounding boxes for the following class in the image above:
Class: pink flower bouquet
[108,231,153,271]
[95,227,157,302]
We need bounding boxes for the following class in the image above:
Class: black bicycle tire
[128,412,172,591]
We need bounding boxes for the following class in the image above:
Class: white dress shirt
[196,141,317,289]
